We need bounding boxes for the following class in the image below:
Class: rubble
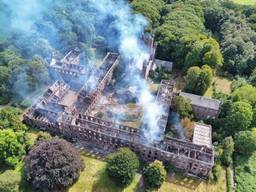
[23,48,214,178]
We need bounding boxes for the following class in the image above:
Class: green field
[69,153,140,192]
[159,169,227,192]
[232,0,256,5]
[11,129,227,192]
[70,153,227,192]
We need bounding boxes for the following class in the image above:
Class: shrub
[172,96,193,118]
[0,170,21,192]
[24,138,84,191]
[181,117,195,139]
[226,167,232,192]
[0,108,27,132]
[106,148,139,186]
[143,160,167,190]
[36,131,52,142]
[0,96,10,105]
[221,137,234,167]
[212,164,222,182]
[223,101,253,135]
[0,129,25,167]
[235,129,256,155]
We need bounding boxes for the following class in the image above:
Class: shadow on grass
[91,168,141,192]
[166,172,202,190]
[0,165,10,174]
[91,167,124,192]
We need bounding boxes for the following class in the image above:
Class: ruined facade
[24,43,214,178]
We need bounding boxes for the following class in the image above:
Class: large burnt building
[23,39,215,178]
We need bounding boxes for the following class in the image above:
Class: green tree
[224,101,253,135]
[196,65,214,94]
[36,131,52,142]
[221,13,256,75]
[150,65,170,82]
[106,148,139,186]
[252,107,256,127]
[204,3,226,33]
[0,170,21,192]
[143,160,167,190]
[171,96,193,118]
[184,65,213,95]
[232,84,256,106]
[235,129,256,155]
[221,137,234,167]
[131,0,164,29]
[155,1,205,64]
[0,66,10,104]
[249,68,256,87]
[184,66,200,93]
[212,164,222,182]
[231,77,248,92]
[0,129,25,167]
[0,108,27,132]
[24,138,84,191]
[185,37,223,69]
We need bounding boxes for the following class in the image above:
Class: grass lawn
[213,76,232,94]
[70,153,227,192]
[204,76,232,98]
[232,0,256,5]
[17,128,227,192]
[69,153,140,192]
[159,168,227,192]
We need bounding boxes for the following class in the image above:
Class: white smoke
[89,0,164,143]
[4,0,165,143]
[2,0,51,31]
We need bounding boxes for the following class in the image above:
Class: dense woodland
[132,1,256,191]
[1,0,256,191]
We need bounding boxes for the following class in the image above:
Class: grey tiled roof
[180,92,221,111]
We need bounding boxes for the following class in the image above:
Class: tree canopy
[131,0,165,29]
[106,148,139,186]
[155,1,206,65]
[171,96,193,118]
[184,65,213,95]
[224,101,253,135]
[235,129,256,155]
[143,160,167,190]
[0,170,21,192]
[24,138,84,191]
[0,129,25,167]
[221,136,234,167]
[232,84,256,107]
[221,12,256,75]
[184,36,223,69]
[0,108,27,132]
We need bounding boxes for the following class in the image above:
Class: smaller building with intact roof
[179,92,221,120]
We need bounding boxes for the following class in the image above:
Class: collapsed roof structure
[23,36,215,178]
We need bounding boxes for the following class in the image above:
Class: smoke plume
[89,0,163,143]
[3,0,164,143]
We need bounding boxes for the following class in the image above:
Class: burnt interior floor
[23,44,214,179]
